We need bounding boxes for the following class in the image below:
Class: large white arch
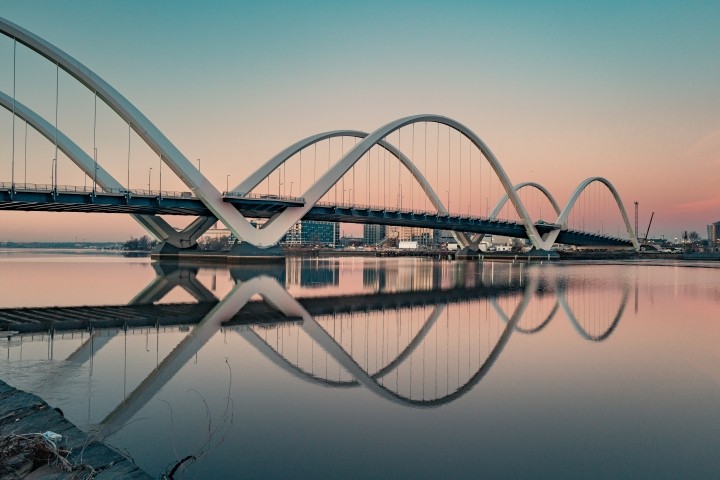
[236,129,484,247]
[253,115,549,249]
[0,16,258,246]
[462,181,564,249]
[0,91,215,248]
[547,177,639,250]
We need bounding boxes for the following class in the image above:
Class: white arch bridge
[0,17,639,252]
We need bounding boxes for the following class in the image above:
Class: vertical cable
[24,120,27,185]
[93,91,97,192]
[54,62,59,188]
[11,38,16,188]
[411,123,415,211]
[398,128,401,208]
[127,123,131,193]
[448,125,451,213]
[459,131,462,215]
[424,122,427,211]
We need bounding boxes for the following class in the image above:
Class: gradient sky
[1,0,719,241]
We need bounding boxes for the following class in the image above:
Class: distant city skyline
[1,1,719,241]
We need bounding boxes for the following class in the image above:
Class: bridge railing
[223,191,306,203]
[0,181,196,199]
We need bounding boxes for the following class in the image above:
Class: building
[283,220,340,247]
[387,226,433,246]
[707,221,720,247]
[363,224,386,246]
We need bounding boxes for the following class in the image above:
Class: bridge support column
[455,246,480,260]
[226,242,285,263]
[151,241,285,263]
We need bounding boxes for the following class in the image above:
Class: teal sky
[1,1,719,241]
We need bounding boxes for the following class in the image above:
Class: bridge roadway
[0,282,526,335]
[0,183,631,247]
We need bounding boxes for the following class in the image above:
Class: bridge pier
[150,241,285,263]
[456,246,480,260]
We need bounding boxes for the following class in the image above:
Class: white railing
[0,181,195,199]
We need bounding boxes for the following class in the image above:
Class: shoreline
[0,379,151,479]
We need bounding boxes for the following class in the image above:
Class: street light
[196,158,201,172]
[446,190,450,214]
[148,167,153,192]
[93,147,98,193]
[226,174,231,193]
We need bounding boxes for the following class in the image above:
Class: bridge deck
[0,185,632,247]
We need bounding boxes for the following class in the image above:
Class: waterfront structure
[707,221,720,247]
[363,224,386,246]
[284,220,339,247]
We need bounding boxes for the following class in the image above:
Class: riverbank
[0,379,150,479]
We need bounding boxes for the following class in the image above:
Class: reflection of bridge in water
[1,260,629,432]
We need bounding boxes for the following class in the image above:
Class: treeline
[122,235,157,251]
[0,241,121,249]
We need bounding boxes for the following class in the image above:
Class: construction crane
[644,212,655,241]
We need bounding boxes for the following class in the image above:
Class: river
[0,252,718,479]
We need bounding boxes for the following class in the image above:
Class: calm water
[0,252,718,479]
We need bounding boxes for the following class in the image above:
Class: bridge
[0,17,640,253]
[2,261,629,419]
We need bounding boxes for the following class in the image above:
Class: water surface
[0,254,718,479]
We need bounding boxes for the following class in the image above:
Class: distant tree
[199,235,229,251]
[688,231,700,242]
[123,235,155,251]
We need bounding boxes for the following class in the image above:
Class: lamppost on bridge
[148,167,152,193]
[446,190,450,214]
[196,158,201,172]
[50,158,56,190]
[93,147,98,193]
[226,174,231,193]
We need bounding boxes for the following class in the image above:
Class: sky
[1,0,719,242]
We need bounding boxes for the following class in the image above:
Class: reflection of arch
[11,263,630,433]
[129,263,217,305]
[497,300,560,335]
[100,275,299,434]
[296,275,539,407]
[558,284,630,341]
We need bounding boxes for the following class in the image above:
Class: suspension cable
[11,38,16,189]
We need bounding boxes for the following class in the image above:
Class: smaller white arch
[489,181,562,221]
[548,177,639,251]
[464,181,564,249]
